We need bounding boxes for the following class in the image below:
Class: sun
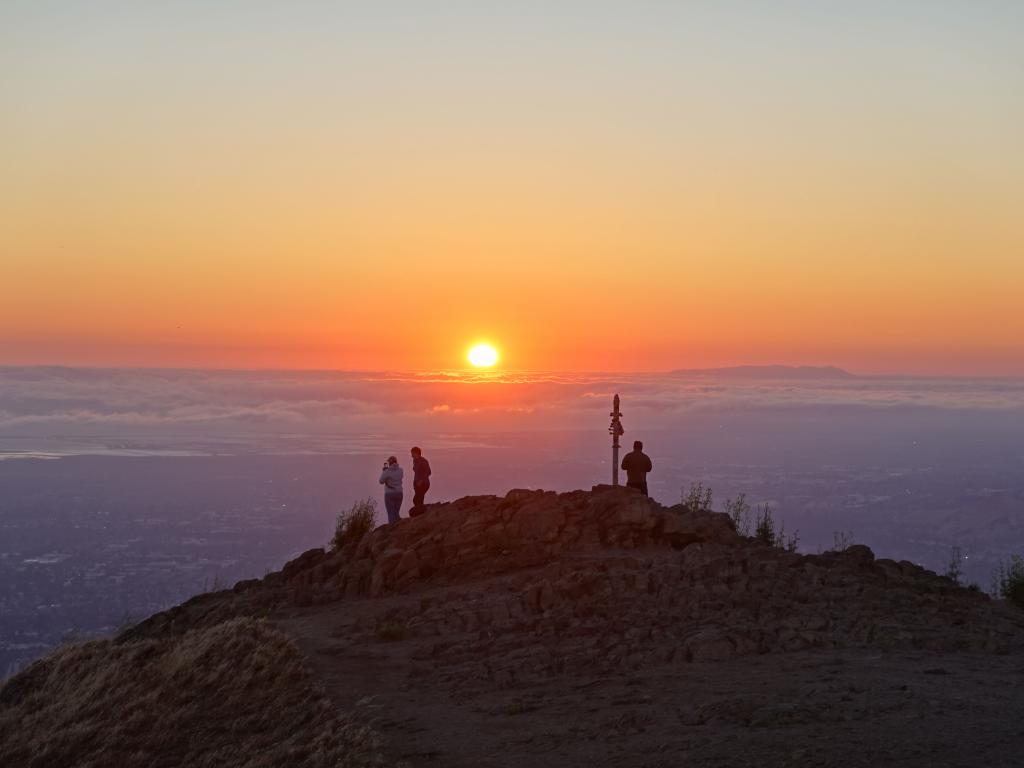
[467,343,499,368]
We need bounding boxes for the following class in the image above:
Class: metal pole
[609,394,623,486]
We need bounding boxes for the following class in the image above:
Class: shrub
[723,493,752,536]
[830,531,856,553]
[783,529,800,553]
[201,574,227,594]
[754,504,775,545]
[991,555,1024,609]
[943,546,964,586]
[680,482,713,513]
[330,497,377,551]
[754,504,798,553]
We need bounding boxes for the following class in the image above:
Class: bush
[330,497,377,551]
[723,493,751,536]
[830,531,856,553]
[680,482,713,513]
[691,487,798,551]
[992,555,1024,609]
[754,504,775,546]
[943,546,964,586]
[754,504,798,553]
[200,574,227,594]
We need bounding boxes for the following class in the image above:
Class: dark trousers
[627,479,648,496]
[384,492,403,524]
[413,480,430,510]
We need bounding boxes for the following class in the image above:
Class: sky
[2,1,1023,375]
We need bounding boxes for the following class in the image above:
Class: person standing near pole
[621,440,653,496]
[409,446,432,516]
[379,456,404,524]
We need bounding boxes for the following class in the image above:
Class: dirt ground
[276,583,1024,768]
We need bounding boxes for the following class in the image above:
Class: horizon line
[3,362,1024,381]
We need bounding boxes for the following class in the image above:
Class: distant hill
[3,486,1023,767]
[669,364,856,379]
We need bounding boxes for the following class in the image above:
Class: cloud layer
[2,368,1023,447]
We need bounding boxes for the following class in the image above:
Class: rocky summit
[5,487,1024,768]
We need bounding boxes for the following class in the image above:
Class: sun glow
[467,343,499,368]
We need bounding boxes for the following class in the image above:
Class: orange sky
[3,3,1023,375]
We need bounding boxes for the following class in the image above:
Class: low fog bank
[2,367,1023,443]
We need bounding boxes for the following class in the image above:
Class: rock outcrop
[128,486,1023,666]
[294,485,736,598]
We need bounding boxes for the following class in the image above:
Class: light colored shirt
[379,464,404,493]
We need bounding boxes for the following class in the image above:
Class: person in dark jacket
[409,446,432,516]
[621,440,653,496]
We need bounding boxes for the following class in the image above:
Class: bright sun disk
[468,343,499,367]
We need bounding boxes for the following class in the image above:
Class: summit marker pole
[609,394,624,486]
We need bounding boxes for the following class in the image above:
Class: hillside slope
[4,486,1024,767]
[0,617,386,768]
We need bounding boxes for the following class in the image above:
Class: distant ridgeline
[669,365,856,379]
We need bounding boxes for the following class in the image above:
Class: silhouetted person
[379,456,404,524]
[409,446,432,517]
[621,440,653,496]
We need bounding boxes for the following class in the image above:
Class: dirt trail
[277,583,1024,768]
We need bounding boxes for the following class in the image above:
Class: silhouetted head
[410,446,422,457]
[633,440,643,451]
[387,456,397,466]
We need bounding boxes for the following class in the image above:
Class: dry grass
[0,618,389,768]
[330,498,377,552]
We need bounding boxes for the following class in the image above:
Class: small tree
[723,493,752,536]
[783,528,800,553]
[992,555,1024,609]
[754,504,798,553]
[943,546,964,586]
[202,574,227,593]
[330,497,377,551]
[830,531,856,553]
[681,482,713,513]
[754,504,776,546]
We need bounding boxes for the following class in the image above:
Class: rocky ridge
[9,485,1024,768]
[127,485,1023,671]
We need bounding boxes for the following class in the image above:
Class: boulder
[842,544,876,565]
[281,548,325,581]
